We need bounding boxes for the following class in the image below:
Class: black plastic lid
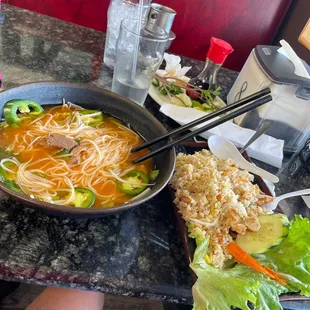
[254,45,310,88]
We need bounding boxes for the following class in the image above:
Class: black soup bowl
[0,82,176,217]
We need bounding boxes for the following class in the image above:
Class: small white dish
[148,76,226,109]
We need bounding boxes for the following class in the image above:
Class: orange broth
[0,105,153,208]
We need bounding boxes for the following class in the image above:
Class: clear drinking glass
[103,0,151,69]
[111,18,168,106]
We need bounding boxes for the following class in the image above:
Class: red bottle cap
[207,37,234,64]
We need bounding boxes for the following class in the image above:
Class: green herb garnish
[153,73,221,112]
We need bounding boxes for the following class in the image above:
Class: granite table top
[0,4,309,308]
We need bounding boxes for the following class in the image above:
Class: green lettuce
[191,237,287,310]
[256,215,310,296]
[191,215,310,310]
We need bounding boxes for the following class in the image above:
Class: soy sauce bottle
[187,37,234,100]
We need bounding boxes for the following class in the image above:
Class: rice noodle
[80,112,102,119]
[0,158,20,173]
[0,104,150,207]
[130,187,151,201]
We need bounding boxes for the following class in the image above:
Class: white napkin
[157,53,192,78]
[160,104,284,168]
[278,40,310,79]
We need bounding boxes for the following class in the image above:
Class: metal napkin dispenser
[228,45,310,153]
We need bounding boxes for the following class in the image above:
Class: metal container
[147,3,176,33]
[146,3,176,49]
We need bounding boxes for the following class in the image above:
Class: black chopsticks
[132,88,271,153]
[132,88,272,163]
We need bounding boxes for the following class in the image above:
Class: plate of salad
[148,73,226,113]
[170,144,310,310]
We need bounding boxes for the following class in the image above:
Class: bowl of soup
[0,82,175,217]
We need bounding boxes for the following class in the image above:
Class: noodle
[0,104,152,208]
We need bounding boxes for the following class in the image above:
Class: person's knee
[26,287,105,310]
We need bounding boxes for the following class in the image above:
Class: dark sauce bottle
[187,37,234,101]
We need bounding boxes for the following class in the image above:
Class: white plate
[148,78,226,109]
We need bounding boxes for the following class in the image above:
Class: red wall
[4,0,292,71]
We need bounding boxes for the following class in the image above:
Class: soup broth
[0,104,153,208]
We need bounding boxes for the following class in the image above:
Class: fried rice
[170,149,271,268]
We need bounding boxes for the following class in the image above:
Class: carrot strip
[226,242,287,286]
[257,196,274,203]
[264,266,287,286]
[237,178,249,183]
[226,242,275,278]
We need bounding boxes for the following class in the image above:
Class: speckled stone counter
[0,4,309,308]
[0,5,229,305]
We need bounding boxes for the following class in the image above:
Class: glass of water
[103,0,151,69]
[111,18,168,106]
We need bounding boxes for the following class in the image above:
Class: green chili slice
[78,109,103,127]
[3,180,23,194]
[72,188,95,208]
[0,161,17,182]
[149,170,159,181]
[3,99,44,124]
[117,170,150,196]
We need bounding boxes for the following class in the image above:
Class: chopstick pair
[132,88,272,163]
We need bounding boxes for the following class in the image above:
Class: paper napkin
[157,53,192,78]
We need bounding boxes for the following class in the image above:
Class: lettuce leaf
[191,236,257,310]
[235,266,288,310]
[255,215,310,296]
[190,215,310,310]
[191,237,287,310]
